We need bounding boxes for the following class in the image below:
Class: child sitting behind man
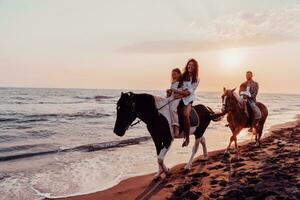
[239,82,252,118]
[239,82,251,100]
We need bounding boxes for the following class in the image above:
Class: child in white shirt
[167,68,182,137]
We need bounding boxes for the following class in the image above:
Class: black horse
[114,92,224,179]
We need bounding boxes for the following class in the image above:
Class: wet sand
[56,117,300,200]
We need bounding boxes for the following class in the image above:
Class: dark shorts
[179,100,193,107]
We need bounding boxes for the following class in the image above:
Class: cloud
[119,5,300,53]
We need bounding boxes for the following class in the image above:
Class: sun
[219,49,243,70]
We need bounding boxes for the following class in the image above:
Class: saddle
[178,106,200,134]
[243,100,261,128]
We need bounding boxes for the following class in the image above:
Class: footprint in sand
[188,171,210,179]
[232,162,246,168]
[207,164,225,170]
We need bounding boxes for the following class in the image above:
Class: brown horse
[221,88,268,156]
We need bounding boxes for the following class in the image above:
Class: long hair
[179,59,199,87]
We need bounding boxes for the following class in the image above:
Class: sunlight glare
[219,49,243,70]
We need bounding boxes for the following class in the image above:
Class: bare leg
[184,138,200,170]
[182,104,192,147]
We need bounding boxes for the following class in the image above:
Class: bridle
[119,93,139,130]
[222,94,235,113]
[222,92,243,113]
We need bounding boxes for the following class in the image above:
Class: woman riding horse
[172,59,199,147]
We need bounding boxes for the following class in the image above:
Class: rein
[129,97,177,128]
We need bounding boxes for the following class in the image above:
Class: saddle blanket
[154,96,199,138]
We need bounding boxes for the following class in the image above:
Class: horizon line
[0,86,299,96]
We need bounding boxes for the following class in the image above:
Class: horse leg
[184,137,200,170]
[158,146,171,175]
[225,135,234,154]
[233,134,240,158]
[257,114,267,147]
[200,136,208,160]
[153,141,163,180]
[233,128,243,158]
[254,128,259,147]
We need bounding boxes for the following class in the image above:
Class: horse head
[113,92,138,137]
[221,87,238,113]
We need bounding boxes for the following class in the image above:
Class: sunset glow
[219,49,244,70]
[0,0,299,94]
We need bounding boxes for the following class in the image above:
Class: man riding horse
[239,71,262,132]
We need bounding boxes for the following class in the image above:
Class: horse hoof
[184,165,191,171]
[183,168,191,173]
[224,152,230,158]
[165,168,171,175]
[153,176,161,181]
[202,155,209,161]
[165,172,171,178]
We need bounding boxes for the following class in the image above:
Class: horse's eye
[117,106,120,110]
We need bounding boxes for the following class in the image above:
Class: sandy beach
[55,116,300,200]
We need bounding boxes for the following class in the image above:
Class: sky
[0,0,299,94]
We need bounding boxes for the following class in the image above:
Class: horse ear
[121,92,124,96]
[223,87,226,93]
[231,88,236,93]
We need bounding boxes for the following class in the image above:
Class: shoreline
[51,115,300,200]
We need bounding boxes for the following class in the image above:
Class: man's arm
[252,82,259,100]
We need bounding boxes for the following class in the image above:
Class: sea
[0,87,299,200]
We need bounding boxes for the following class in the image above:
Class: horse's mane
[233,92,244,108]
[135,93,159,116]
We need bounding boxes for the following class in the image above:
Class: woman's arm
[187,81,199,95]
[172,88,190,97]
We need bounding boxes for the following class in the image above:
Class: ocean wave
[0,118,17,122]
[24,112,111,119]
[0,136,151,162]
[75,95,114,101]
[26,130,57,138]
[37,101,86,104]
[0,117,49,124]
[0,143,55,153]
[0,111,111,125]
[13,97,34,101]
[17,118,48,123]
[0,130,56,142]
[272,107,293,112]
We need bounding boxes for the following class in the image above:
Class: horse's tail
[206,106,226,122]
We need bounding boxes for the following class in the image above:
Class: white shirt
[240,86,252,98]
[182,80,199,105]
[169,81,181,111]
[170,81,179,90]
